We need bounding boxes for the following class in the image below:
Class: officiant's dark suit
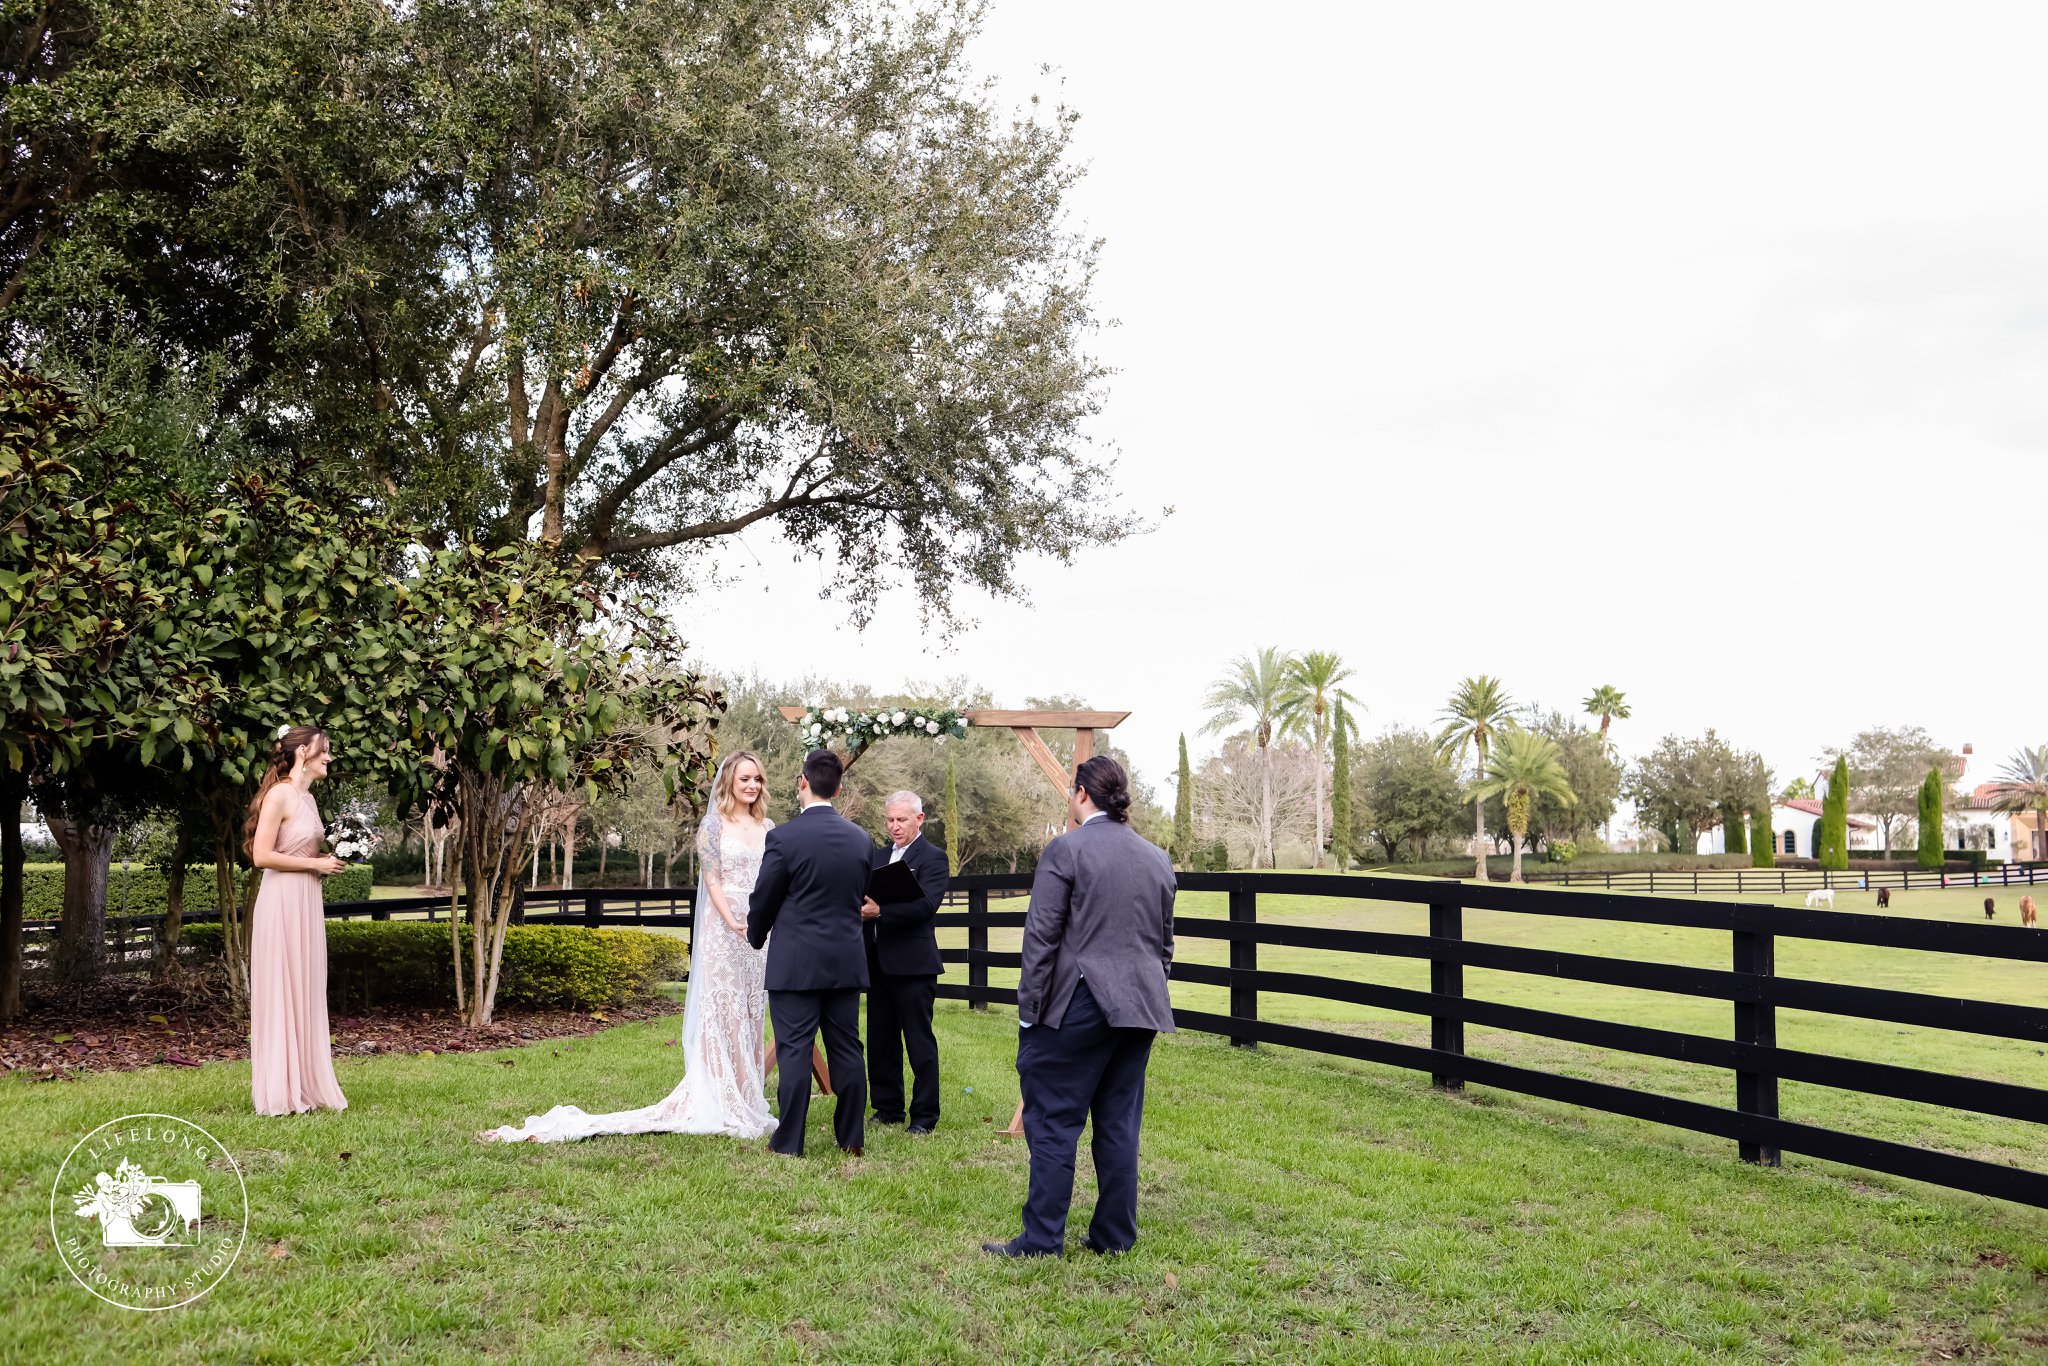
[747,750,872,1156]
[986,756,1176,1259]
[864,794,951,1132]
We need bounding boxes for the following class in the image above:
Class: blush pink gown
[250,788,348,1115]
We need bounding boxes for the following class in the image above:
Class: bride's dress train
[484,812,774,1142]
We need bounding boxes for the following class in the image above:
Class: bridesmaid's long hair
[245,725,327,857]
[712,750,768,823]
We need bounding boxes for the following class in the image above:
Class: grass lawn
[8,1001,2048,1364]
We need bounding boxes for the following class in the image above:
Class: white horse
[1804,888,1835,910]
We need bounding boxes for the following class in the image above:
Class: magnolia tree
[374,543,719,1027]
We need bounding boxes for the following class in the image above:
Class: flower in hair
[277,724,291,739]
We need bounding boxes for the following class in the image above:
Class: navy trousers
[1015,980,1155,1254]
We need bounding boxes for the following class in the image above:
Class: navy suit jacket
[746,804,873,992]
[867,835,950,977]
[1016,817,1176,1031]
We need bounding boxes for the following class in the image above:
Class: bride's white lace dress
[484,811,775,1142]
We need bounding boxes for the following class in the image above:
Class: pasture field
[943,879,2048,1172]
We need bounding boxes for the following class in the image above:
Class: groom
[747,748,873,1156]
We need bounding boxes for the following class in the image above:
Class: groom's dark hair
[802,748,845,800]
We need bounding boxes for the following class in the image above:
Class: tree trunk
[155,827,191,979]
[1310,716,1327,869]
[1471,737,1490,882]
[661,841,673,888]
[0,778,23,1023]
[46,815,112,985]
[561,816,574,890]
[596,834,610,886]
[1259,741,1275,869]
[1508,794,1529,883]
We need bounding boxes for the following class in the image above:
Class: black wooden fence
[932,871,2048,1210]
[29,871,2048,1208]
[1520,862,2047,897]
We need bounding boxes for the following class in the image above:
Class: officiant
[861,790,951,1133]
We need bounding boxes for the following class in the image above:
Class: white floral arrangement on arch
[796,702,969,752]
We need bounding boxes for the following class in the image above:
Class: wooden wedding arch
[775,707,1131,830]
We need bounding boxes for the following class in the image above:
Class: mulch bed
[0,972,679,1081]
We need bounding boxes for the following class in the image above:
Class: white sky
[681,0,2048,797]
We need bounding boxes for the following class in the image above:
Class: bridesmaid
[246,724,350,1115]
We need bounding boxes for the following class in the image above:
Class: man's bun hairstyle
[1075,755,1132,824]
[803,748,845,800]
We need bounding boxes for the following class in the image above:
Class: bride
[483,752,777,1142]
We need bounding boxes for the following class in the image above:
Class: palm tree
[1473,730,1577,883]
[1583,685,1630,748]
[1435,676,1517,881]
[1202,647,1292,868]
[1988,745,2048,863]
[1278,650,1361,868]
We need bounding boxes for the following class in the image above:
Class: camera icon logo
[51,1114,247,1311]
[74,1160,204,1247]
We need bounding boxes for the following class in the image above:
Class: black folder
[865,857,924,905]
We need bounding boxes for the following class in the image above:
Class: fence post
[967,885,989,1012]
[1228,880,1256,1048]
[1733,927,1780,1167]
[371,903,390,922]
[1429,896,1464,1091]
[583,890,602,927]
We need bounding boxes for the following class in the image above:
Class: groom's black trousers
[768,988,866,1155]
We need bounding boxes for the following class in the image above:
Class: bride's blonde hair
[713,751,768,823]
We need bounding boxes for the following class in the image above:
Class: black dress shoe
[869,1113,905,1126]
[1081,1241,1131,1256]
[839,1145,863,1157]
[981,1239,1055,1258]
[905,1123,935,1136]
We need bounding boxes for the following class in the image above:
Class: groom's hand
[860,897,881,921]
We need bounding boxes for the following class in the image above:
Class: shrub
[1206,839,1231,872]
[1916,768,1944,871]
[1546,840,1578,865]
[21,862,372,918]
[181,921,686,1011]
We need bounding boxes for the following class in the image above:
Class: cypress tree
[1820,754,1850,870]
[1916,766,1944,870]
[1172,733,1194,869]
[944,748,960,875]
[1749,801,1774,868]
[1724,803,1748,856]
[1329,703,1353,872]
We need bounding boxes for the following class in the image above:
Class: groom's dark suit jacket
[747,804,872,992]
[867,836,949,977]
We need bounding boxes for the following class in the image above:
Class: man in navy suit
[862,790,951,1133]
[984,756,1177,1258]
[747,749,874,1156]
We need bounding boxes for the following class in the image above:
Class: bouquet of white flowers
[326,813,382,865]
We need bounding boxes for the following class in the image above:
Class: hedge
[20,863,374,919]
[180,921,688,1012]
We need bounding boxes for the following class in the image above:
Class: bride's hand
[722,913,746,936]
